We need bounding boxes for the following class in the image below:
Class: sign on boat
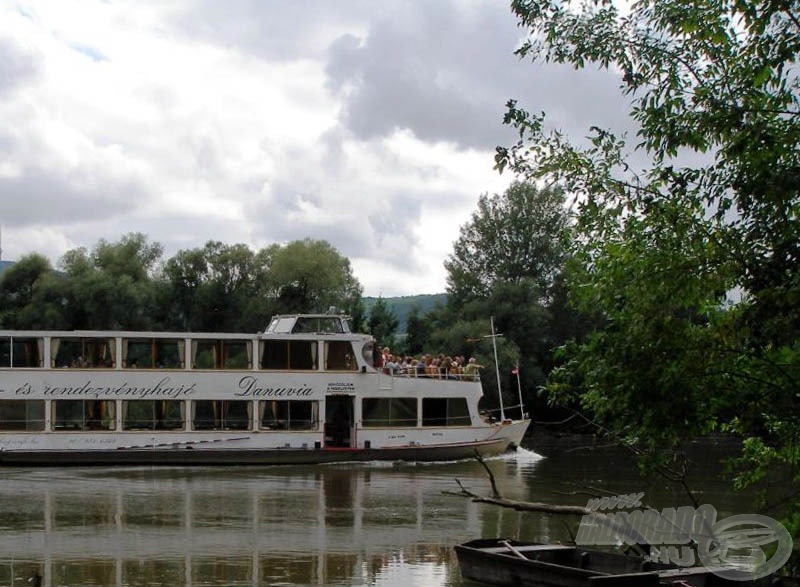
[0,313,529,465]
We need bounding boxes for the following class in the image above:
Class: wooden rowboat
[454,538,752,586]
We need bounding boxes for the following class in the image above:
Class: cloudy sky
[0,1,627,296]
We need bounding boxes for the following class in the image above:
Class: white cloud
[0,0,631,297]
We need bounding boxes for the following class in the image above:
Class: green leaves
[0,235,364,333]
[445,182,570,303]
[503,0,800,511]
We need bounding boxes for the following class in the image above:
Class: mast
[488,316,506,421]
[514,364,525,419]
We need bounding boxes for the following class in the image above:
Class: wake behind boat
[0,313,529,465]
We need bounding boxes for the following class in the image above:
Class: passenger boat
[0,313,529,465]
[455,539,750,587]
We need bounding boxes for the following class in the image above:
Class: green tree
[403,304,429,356]
[367,297,399,351]
[162,247,211,331]
[59,234,163,330]
[498,0,800,512]
[0,254,67,329]
[436,181,578,418]
[267,239,363,316]
[198,241,262,331]
[445,181,569,305]
[162,241,269,332]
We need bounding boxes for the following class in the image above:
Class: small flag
[511,366,519,375]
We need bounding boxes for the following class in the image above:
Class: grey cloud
[0,164,143,227]
[166,0,375,61]
[0,37,40,97]
[252,179,429,261]
[167,0,633,151]
[367,195,421,253]
[325,2,526,149]
[110,214,248,257]
[251,181,372,258]
[323,1,634,151]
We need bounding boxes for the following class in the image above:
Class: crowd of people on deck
[373,347,483,380]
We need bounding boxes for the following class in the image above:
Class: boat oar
[500,540,527,559]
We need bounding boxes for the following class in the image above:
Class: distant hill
[363,294,447,334]
[0,260,13,277]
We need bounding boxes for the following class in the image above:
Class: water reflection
[0,453,544,587]
[0,441,755,587]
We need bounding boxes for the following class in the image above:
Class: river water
[0,436,758,586]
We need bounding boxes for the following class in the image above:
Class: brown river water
[0,435,763,586]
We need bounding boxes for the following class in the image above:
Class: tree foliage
[0,254,63,329]
[498,0,800,506]
[445,181,568,304]
[162,241,267,332]
[422,181,582,418]
[367,297,399,351]
[268,239,363,318]
[403,304,429,356]
[56,234,164,330]
[0,234,364,334]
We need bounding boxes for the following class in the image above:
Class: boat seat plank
[588,565,718,585]
[588,570,661,585]
[656,566,719,577]
[478,544,575,554]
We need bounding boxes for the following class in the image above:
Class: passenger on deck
[381,347,391,366]
[464,357,482,380]
[442,356,454,379]
[449,360,461,379]
[427,358,440,378]
[384,355,399,375]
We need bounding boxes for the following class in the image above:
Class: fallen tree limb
[449,458,651,549]
[449,479,591,515]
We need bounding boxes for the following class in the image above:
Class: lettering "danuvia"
[235,376,315,398]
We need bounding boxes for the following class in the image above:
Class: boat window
[259,400,319,430]
[260,340,317,370]
[122,338,185,369]
[0,337,44,368]
[122,400,185,430]
[266,316,296,333]
[361,398,417,427]
[191,340,252,369]
[192,400,251,430]
[422,398,471,426]
[324,341,357,371]
[52,400,116,430]
[292,317,344,333]
[51,337,115,368]
[0,400,45,431]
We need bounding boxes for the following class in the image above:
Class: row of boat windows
[0,337,357,371]
[0,398,471,431]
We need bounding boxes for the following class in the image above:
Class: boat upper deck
[0,314,371,372]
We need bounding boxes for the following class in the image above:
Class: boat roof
[0,314,358,339]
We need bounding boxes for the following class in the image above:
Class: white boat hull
[0,315,532,466]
